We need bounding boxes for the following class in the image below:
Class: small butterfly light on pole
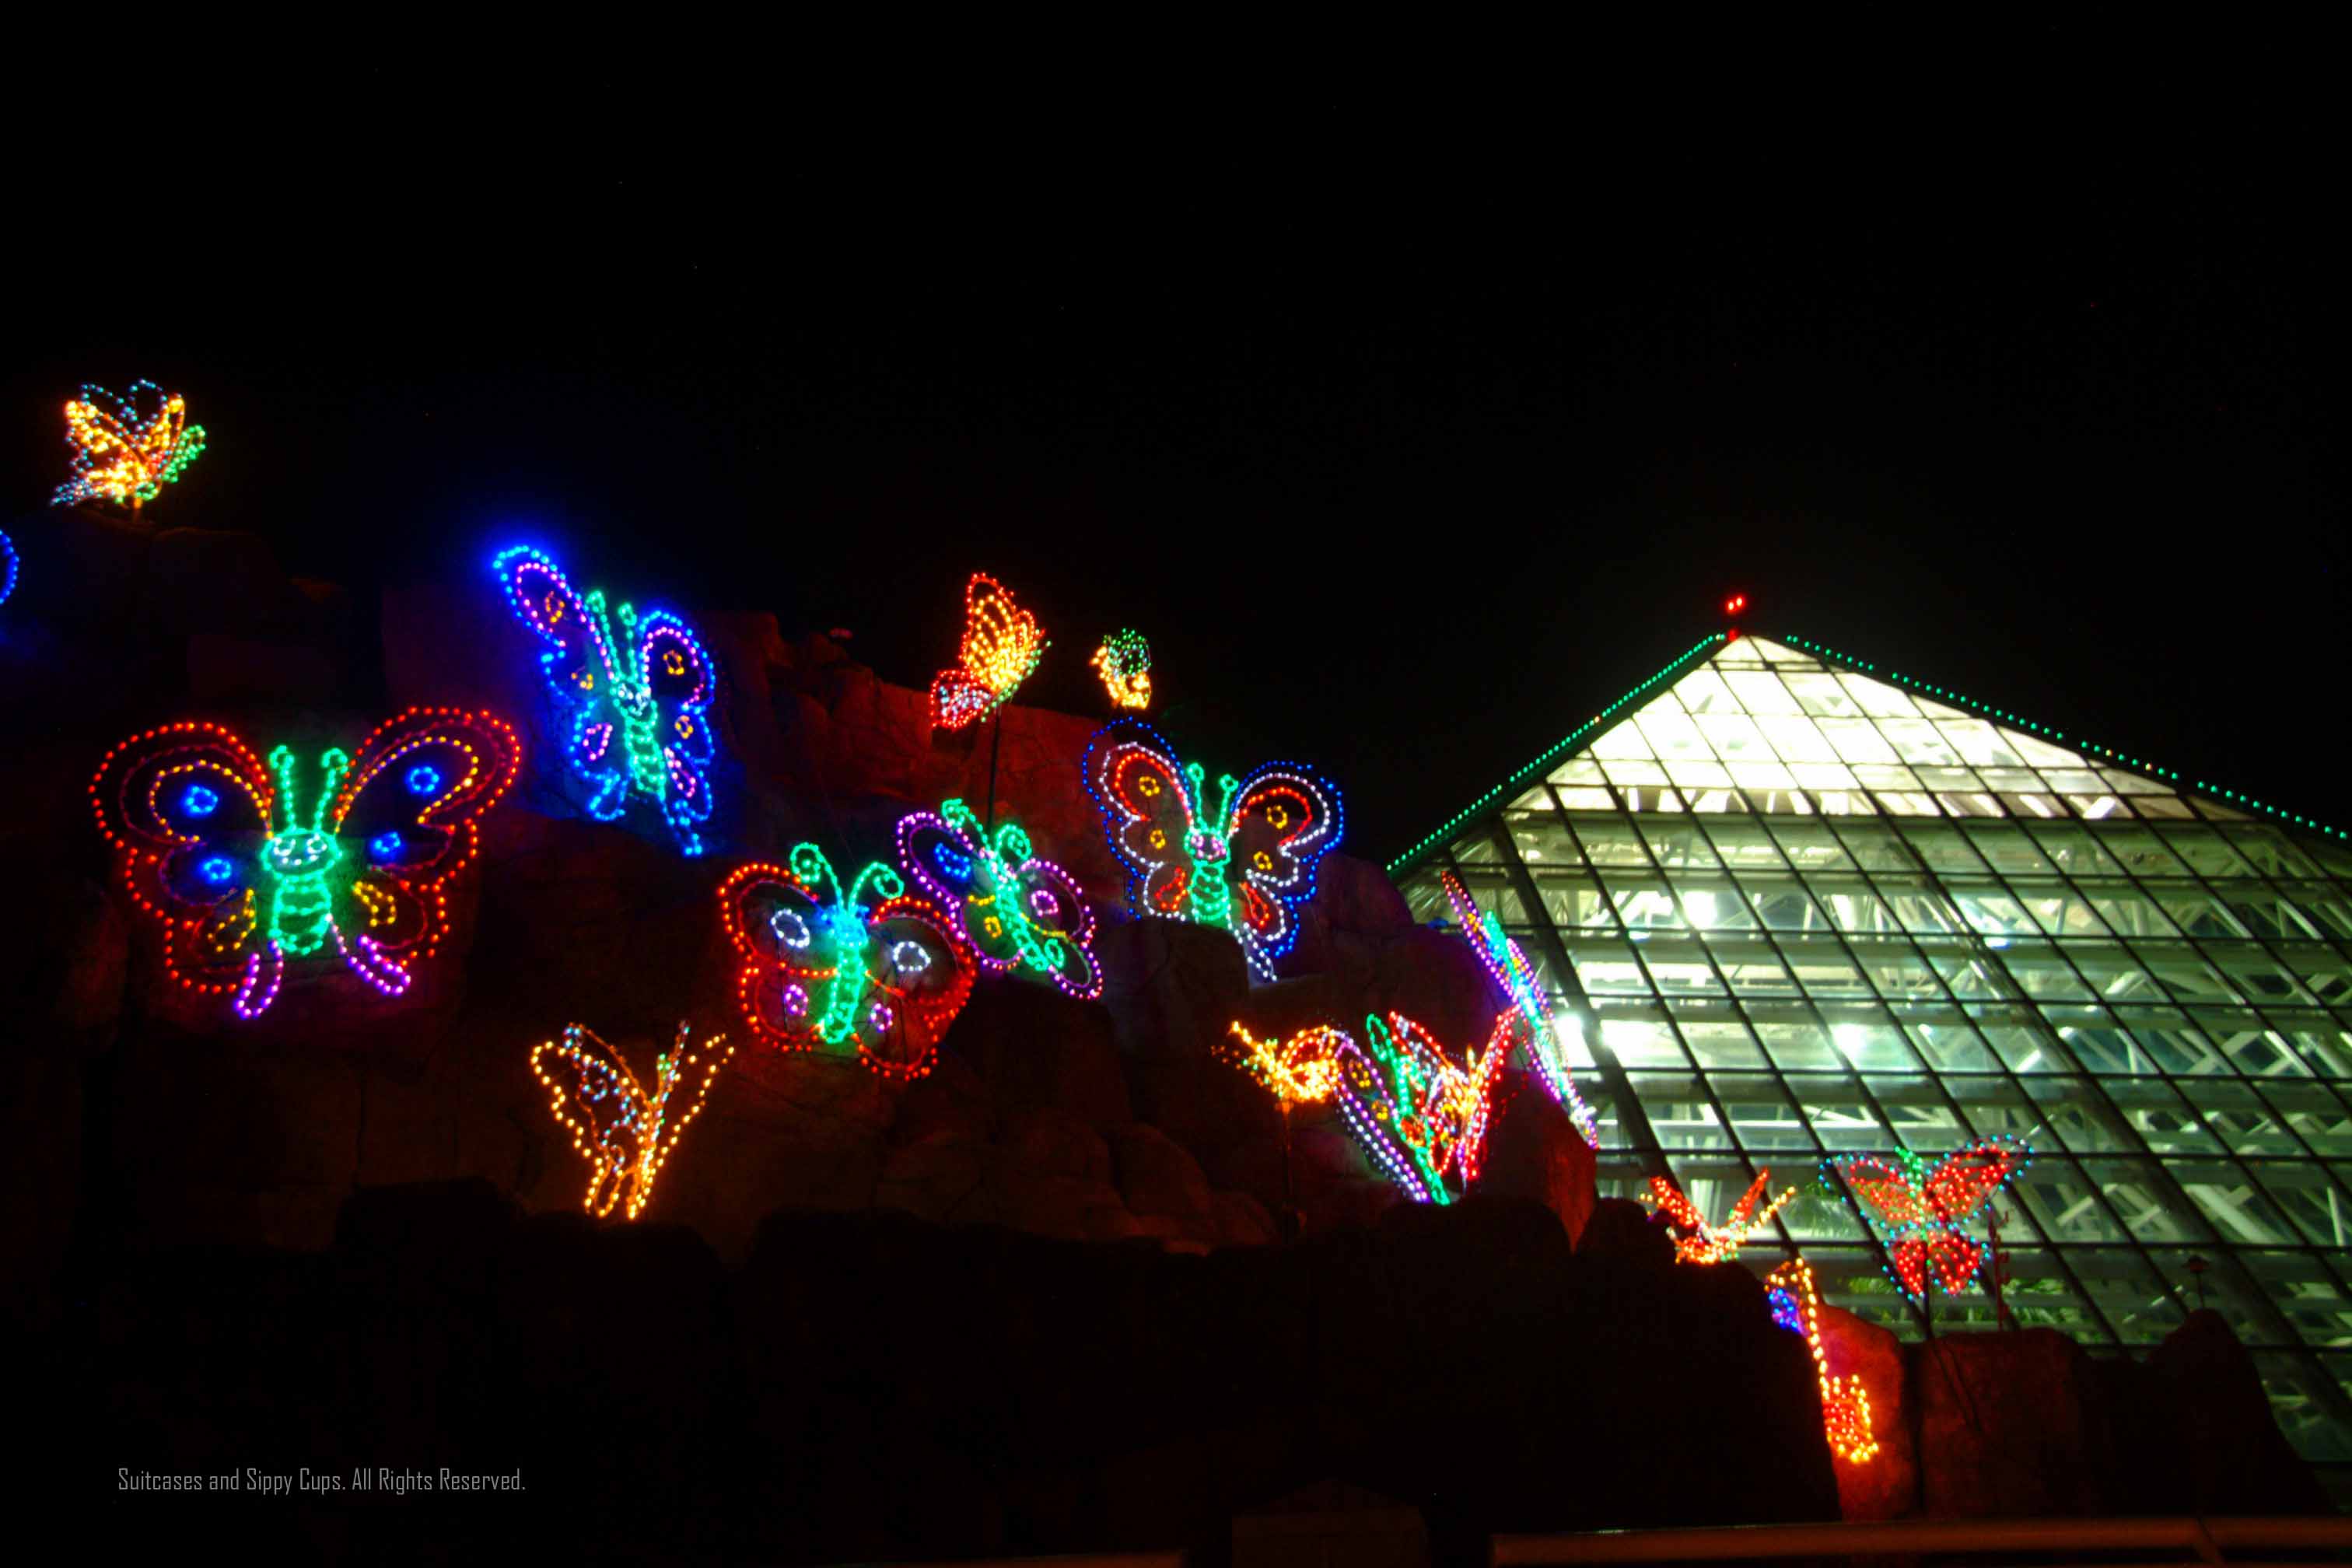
[1641,1168,1797,1265]
[531,1023,734,1221]
[1090,628,1152,711]
[53,381,208,512]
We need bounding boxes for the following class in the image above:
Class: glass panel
[2076,882,2181,940]
[2011,1157,2130,1241]
[1745,876,1828,932]
[1398,869,1452,923]
[2024,824,2128,876]
[1506,811,1581,866]
[2147,1248,2285,1346]
[2244,1163,2352,1248]
[1950,880,2039,937]
[1707,937,1799,996]
[2066,1248,2183,1345]
[1630,1072,1733,1149]
[1640,822,1721,870]
[2258,1082,2352,1155]
[2012,880,2112,938]
[1892,824,1988,875]
[2225,889,2328,942]
[2090,827,2189,876]
[1566,937,1650,997]
[1638,939,1725,996]
[2158,828,2259,878]
[2085,1157,2210,1241]
[2238,1251,2352,1346]
[1863,1073,1964,1141]
[1751,1017,1843,1070]
[2252,1355,2352,1461]
[1604,873,1686,931]
[1673,1012,1767,1068]
[1965,825,2057,875]
[1766,821,1853,869]
[1717,1076,1816,1151]
[2203,942,2316,1005]
[2170,1160,2302,1245]
[1778,936,1876,999]
[1783,1073,1888,1150]
[1851,938,1948,1002]
[1829,824,1918,872]
[2132,943,2242,1004]
[1531,870,1615,927]
[2226,829,2324,879]
[1598,1016,1689,1069]
[1573,819,1656,866]
[1823,1012,1923,1070]
[1874,876,1965,935]
[1700,820,1789,868]
[2104,1077,2221,1152]
[1808,874,1899,935]
[1902,1015,2004,1073]
[1997,942,2095,1001]
[2018,1076,2135,1153]
[1672,878,1759,932]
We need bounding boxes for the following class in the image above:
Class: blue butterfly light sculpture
[492,545,719,856]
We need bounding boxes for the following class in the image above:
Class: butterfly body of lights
[492,546,719,856]
[896,798,1101,999]
[1441,870,1598,1144]
[53,381,208,509]
[1764,1257,1879,1463]
[929,572,1047,730]
[531,1022,734,1220]
[1829,1137,2032,1302]
[1643,1168,1797,1265]
[719,846,974,1081]
[1090,628,1151,710]
[1332,1010,1519,1204]
[1085,719,1342,981]
[91,710,520,1020]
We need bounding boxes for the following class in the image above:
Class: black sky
[6,127,2333,857]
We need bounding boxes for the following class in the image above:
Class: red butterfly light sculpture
[1828,1138,2032,1304]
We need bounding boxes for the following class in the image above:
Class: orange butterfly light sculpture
[1642,1168,1797,1265]
[929,573,1048,730]
[1220,1021,1346,1108]
[54,381,208,509]
[530,1022,734,1221]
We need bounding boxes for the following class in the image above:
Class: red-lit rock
[1815,1302,1916,1521]
[1472,1073,1598,1244]
[1913,1328,2116,1517]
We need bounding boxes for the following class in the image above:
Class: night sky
[8,138,2330,859]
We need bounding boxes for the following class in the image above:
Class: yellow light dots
[1090,628,1152,710]
[1642,1168,1797,1265]
[530,1022,734,1222]
[1220,1021,1346,1107]
[53,381,208,509]
[1766,1257,1879,1464]
[929,573,1048,729]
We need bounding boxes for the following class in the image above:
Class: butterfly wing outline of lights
[530,1022,735,1221]
[718,847,975,1082]
[53,380,208,509]
[492,545,719,856]
[1641,1168,1798,1265]
[1827,1137,2033,1303]
[929,572,1048,730]
[1440,869,1599,1145]
[895,798,1101,999]
[1330,1009,1519,1205]
[90,709,520,1021]
[1084,719,1342,982]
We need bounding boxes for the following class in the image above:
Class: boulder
[1472,1075,1598,1242]
[2141,1309,2330,1514]
[947,977,1132,1132]
[1108,1122,1219,1243]
[1815,1302,1916,1521]
[1913,1328,2116,1517]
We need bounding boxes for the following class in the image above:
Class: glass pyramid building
[1391,632,2352,1487]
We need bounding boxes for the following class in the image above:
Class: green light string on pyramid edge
[1387,634,1726,875]
[1777,633,2343,842]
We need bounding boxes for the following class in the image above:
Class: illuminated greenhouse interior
[1391,633,2352,1486]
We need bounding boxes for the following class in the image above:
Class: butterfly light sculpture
[1220,1022,1347,1109]
[1085,719,1342,981]
[896,798,1100,999]
[530,1022,734,1221]
[91,709,520,1020]
[1828,1137,2032,1303]
[929,572,1048,730]
[53,380,208,509]
[1332,1010,1519,1205]
[1641,1168,1798,1265]
[719,846,974,1081]
[1090,628,1152,711]
[492,545,719,856]
[1441,870,1599,1144]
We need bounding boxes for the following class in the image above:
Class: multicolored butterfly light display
[1442,870,1599,1144]
[91,709,520,1020]
[52,380,208,509]
[1090,628,1151,711]
[929,572,1048,730]
[1084,719,1342,981]
[1219,1021,1347,1108]
[492,545,719,856]
[895,798,1101,999]
[1641,1168,1797,1265]
[1332,1010,1519,1205]
[530,1022,735,1221]
[1829,1137,2032,1302]
[719,847,974,1082]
